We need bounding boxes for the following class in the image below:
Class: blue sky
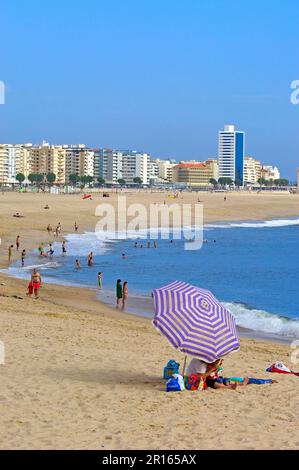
[0,0,298,178]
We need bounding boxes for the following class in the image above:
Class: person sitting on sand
[31,269,42,299]
[13,212,24,218]
[187,358,248,390]
[44,204,50,209]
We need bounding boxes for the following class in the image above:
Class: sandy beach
[0,190,299,449]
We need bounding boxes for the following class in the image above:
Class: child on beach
[26,281,34,298]
[8,245,14,262]
[116,279,122,308]
[98,272,102,288]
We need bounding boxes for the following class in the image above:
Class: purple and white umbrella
[152,280,240,363]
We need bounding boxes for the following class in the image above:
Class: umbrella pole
[182,355,187,377]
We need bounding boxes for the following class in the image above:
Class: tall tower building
[218,125,245,184]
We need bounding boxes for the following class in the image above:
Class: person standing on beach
[48,243,54,258]
[98,272,102,288]
[122,281,128,310]
[8,245,14,262]
[47,224,52,235]
[74,222,79,232]
[116,279,122,308]
[21,249,26,267]
[16,236,20,251]
[31,269,42,299]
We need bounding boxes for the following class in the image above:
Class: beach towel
[227,377,274,385]
[266,362,299,377]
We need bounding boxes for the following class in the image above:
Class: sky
[0,0,298,179]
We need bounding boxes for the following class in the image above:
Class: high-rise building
[121,151,149,185]
[218,125,245,184]
[30,142,67,185]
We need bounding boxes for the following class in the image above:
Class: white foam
[206,218,299,229]
[225,302,299,339]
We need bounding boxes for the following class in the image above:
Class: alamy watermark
[95,196,203,250]
[290,80,299,105]
[0,81,5,104]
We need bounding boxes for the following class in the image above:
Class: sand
[0,190,299,449]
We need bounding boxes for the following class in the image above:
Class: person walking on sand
[116,279,122,308]
[21,249,26,267]
[75,259,81,269]
[98,272,102,288]
[16,235,20,251]
[47,224,52,235]
[74,222,79,232]
[31,269,42,299]
[8,245,14,262]
[122,281,128,310]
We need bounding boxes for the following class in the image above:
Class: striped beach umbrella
[152,280,240,364]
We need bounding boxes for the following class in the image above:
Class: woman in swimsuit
[122,281,128,310]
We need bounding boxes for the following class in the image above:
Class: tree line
[15,173,143,187]
[209,177,289,187]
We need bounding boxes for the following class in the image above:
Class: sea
[3,216,299,341]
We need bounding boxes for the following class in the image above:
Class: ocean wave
[225,302,299,339]
[206,218,299,229]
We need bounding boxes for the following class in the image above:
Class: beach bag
[184,373,201,391]
[166,374,185,392]
[163,360,180,380]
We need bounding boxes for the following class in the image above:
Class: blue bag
[166,375,184,392]
[163,360,180,380]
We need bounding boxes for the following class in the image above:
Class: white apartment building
[0,143,33,184]
[261,165,280,181]
[121,151,149,185]
[243,157,261,184]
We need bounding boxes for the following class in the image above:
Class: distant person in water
[87,252,94,266]
[16,235,20,251]
[122,281,128,310]
[75,259,81,269]
[122,253,127,259]
[154,242,157,248]
[48,243,54,258]
[62,241,67,256]
[31,269,42,299]
[8,245,14,262]
[134,242,138,248]
[147,242,151,248]
[98,272,102,288]
[116,279,122,308]
[21,249,26,267]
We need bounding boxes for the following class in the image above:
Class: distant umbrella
[152,280,240,364]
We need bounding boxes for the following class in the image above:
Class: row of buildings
[0,126,281,187]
